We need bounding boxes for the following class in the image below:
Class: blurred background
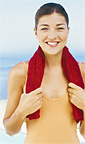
[0,0,85,144]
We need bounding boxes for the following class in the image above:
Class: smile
[46,41,60,47]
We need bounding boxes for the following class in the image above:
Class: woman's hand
[18,87,43,118]
[68,83,85,111]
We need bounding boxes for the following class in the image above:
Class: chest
[41,67,68,99]
[26,95,78,144]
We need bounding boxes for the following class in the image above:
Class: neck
[44,50,63,69]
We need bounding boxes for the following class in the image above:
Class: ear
[33,27,37,36]
[67,27,70,37]
[68,27,70,34]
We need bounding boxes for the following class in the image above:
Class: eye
[41,28,48,30]
[57,27,64,30]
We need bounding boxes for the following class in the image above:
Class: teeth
[48,42,57,45]
[47,42,59,46]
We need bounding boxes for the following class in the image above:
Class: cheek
[37,33,47,41]
[60,33,68,41]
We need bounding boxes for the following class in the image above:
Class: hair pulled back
[35,2,69,30]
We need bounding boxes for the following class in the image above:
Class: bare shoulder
[9,61,29,87]
[79,62,85,86]
[3,61,29,120]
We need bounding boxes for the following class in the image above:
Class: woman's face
[34,12,70,55]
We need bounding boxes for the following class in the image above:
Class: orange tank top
[23,62,81,144]
[24,93,80,143]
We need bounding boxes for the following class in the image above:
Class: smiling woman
[3,2,85,144]
[34,12,69,55]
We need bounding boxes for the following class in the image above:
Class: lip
[45,41,60,47]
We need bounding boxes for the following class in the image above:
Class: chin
[43,47,63,55]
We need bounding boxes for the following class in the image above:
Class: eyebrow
[39,24,49,27]
[39,23,65,27]
[56,23,65,26]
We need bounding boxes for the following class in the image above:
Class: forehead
[38,12,67,26]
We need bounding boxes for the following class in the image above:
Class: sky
[0,0,85,60]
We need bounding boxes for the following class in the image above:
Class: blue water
[0,56,29,100]
[0,54,85,100]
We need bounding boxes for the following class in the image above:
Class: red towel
[26,46,84,122]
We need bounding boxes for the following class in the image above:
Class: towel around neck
[26,46,84,122]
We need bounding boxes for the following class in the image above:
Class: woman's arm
[68,62,85,139]
[3,62,43,136]
[3,62,27,136]
[79,62,85,139]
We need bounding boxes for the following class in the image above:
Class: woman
[3,2,85,144]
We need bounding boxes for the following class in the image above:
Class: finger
[70,95,75,105]
[35,87,43,94]
[68,83,77,89]
[32,101,42,112]
[39,97,43,105]
[68,83,82,90]
[36,93,43,100]
[69,94,81,109]
[68,93,78,101]
[68,87,74,93]
[68,88,77,95]
[33,97,42,107]
[69,93,75,103]
[33,93,43,103]
[69,93,78,103]
[37,100,42,109]
[31,87,43,95]
[68,92,72,98]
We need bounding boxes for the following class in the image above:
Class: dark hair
[35,2,69,30]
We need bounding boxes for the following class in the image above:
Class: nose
[48,29,57,39]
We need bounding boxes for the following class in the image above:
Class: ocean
[0,56,30,100]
